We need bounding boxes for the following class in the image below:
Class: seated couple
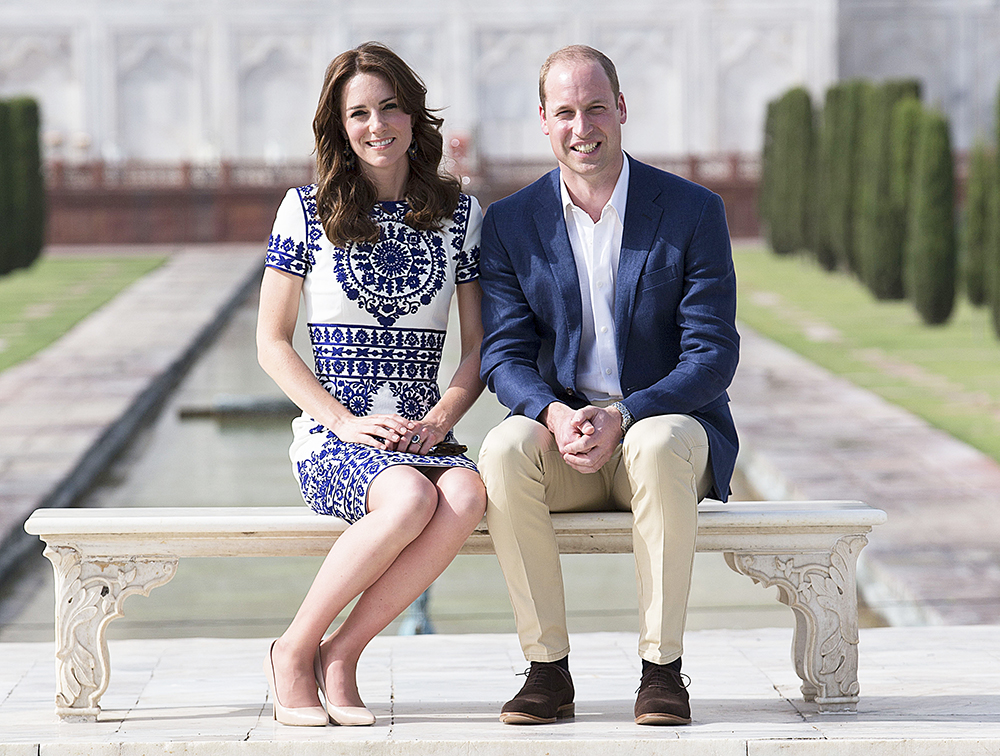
[256,41,738,728]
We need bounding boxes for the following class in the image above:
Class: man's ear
[539,104,550,136]
[618,93,627,125]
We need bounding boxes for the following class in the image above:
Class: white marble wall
[0,0,840,164]
[838,0,1000,148]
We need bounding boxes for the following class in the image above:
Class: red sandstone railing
[43,154,762,245]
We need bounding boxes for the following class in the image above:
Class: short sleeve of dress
[264,186,316,278]
[454,194,482,284]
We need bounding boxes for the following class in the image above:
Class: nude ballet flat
[263,641,328,726]
[314,646,376,726]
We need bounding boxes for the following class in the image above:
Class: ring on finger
[410,434,421,445]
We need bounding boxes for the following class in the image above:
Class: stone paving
[2,627,999,754]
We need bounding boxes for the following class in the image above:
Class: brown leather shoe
[499,662,575,724]
[634,662,691,725]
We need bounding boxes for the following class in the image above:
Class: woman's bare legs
[270,465,486,709]
[318,466,486,707]
[270,465,440,709]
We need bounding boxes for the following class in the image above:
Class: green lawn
[734,245,1000,462]
[0,255,166,372]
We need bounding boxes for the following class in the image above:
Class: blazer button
[565,388,575,396]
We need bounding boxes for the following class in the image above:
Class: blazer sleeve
[479,206,561,420]
[621,191,740,421]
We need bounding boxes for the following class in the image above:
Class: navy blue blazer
[479,154,740,501]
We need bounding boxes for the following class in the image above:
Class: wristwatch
[610,401,635,437]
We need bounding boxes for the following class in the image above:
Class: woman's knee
[437,469,487,527]
[368,468,439,534]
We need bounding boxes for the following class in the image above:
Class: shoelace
[515,664,570,690]
[636,665,691,694]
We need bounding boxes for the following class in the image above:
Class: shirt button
[605,368,613,375]
[601,326,608,333]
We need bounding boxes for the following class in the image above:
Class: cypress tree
[990,82,1000,337]
[813,87,837,270]
[0,101,13,276]
[828,80,864,274]
[963,141,993,307]
[907,108,957,325]
[765,87,814,256]
[758,100,778,247]
[8,98,45,271]
[855,80,922,300]
[890,96,924,297]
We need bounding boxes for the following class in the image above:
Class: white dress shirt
[559,154,629,402]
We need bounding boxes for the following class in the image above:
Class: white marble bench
[24,500,885,720]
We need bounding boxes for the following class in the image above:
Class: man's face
[540,59,626,182]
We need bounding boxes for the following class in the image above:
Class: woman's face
[341,72,414,183]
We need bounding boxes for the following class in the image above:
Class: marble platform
[1,626,999,755]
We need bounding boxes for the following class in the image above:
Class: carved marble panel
[716,20,809,153]
[114,29,201,161]
[595,25,687,156]
[349,25,445,111]
[838,11,955,116]
[474,27,558,160]
[967,12,1000,144]
[0,30,85,158]
[236,34,315,162]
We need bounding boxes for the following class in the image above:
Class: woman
[256,42,486,727]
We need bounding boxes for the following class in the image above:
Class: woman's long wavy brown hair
[313,42,460,245]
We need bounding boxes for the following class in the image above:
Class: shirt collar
[560,151,630,224]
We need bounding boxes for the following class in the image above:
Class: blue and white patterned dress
[264,184,482,522]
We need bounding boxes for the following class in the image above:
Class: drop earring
[407,135,418,159]
[343,145,356,170]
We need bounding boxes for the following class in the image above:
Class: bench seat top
[25,501,886,557]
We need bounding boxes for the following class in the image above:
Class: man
[477,45,739,726]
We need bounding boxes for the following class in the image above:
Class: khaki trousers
[479,413,711,665]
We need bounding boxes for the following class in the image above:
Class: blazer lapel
[534,171,583,344]
[615,157,663,370]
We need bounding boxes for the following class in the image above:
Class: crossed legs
[270,465,486,710]
[479,413,711,665]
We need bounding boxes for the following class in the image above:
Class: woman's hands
[393,419,448,455]
[331,413,415,451]
[331,413,449,456]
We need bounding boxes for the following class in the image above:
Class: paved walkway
[2,627,998,753]
[731,326,1000,626]
[0,244,262,581]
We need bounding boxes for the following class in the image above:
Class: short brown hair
[539,45,620,110]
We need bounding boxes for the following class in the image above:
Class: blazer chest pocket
[639,263,680,291]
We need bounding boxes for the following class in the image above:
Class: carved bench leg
[724,535,870,712]
[42,545,178,721]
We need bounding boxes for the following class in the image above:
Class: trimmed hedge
[826,80,865,274]
[889,95,923,297]
[991,83,1000,337]
[812,86,839,270]
[963,141,994,307]
[854,79,921,300]
[0,102,12,276]
[906,108,957,325]
[0,97,45,276]
[761,87,815,256]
